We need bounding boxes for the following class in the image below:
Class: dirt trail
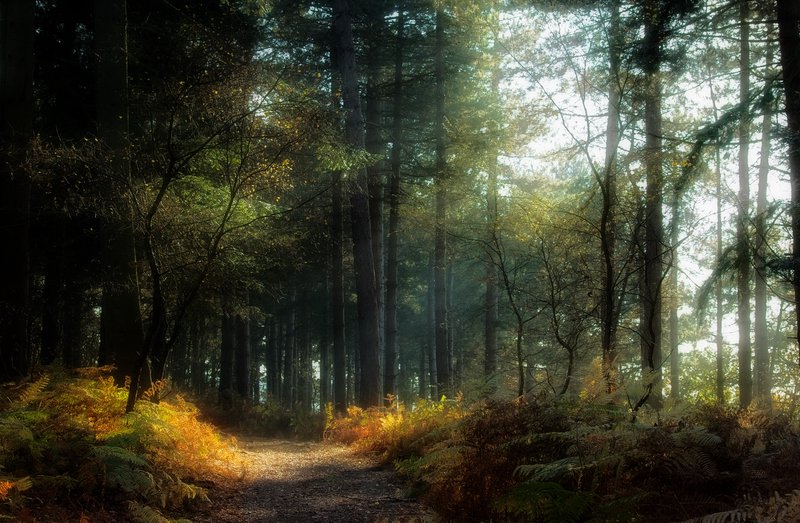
[192,438,435,522]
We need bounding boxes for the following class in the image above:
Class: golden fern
[12,374,50,408]
[0,476,32,501]
[155,473,209,508]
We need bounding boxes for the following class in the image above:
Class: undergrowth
[329,396,800,522]
[0,366,241,522]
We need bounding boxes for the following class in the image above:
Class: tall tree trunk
[332,0,381,407]
[668,195,681,401]
[366,1,386,402]
[715,148,726,404]
[385,5,404,403]
[600,0,622,394]
[484,34,501,394]
[95,0,144,386]
[331,170,347,413]
[328,42,348,415]
[0,0,34,382]
[433,7,451,397]
[776,0,800,363]
[638,0,665,411]
[737,0,753,408]
[754,29,773,406]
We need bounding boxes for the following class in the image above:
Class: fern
[88,445,154,494]
[155,474,209,508]
[127,501,192,523]
[682,507,750,523]
[12,375,50,408]
[497,481,592,523]
[516,456,582,482]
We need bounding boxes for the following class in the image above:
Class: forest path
[193,438,435,522]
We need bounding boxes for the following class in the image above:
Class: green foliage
[498,481,593,523]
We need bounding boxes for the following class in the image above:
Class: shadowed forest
[3,0,800,521]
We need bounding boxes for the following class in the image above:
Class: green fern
[88,445,154,494]
[515,456,582,482]
[497,481,592,523]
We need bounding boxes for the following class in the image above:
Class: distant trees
[2,0,800,416]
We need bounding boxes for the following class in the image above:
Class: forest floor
[189,437,436,523]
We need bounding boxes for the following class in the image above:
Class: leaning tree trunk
[0,0,34,382]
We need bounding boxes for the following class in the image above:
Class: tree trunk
[754,33,773,405]
[776,0,800,363]
[332,0,381,407]
[95,0,144,386]
[235,306,251,400]
[385,5,404,403]
[433,7,451,397]
[331,170,348,413]
[427,255,438,400]
[638,0,665,411]
[600,0,622,394]
[484,33,501,394]
[282,295,296,407]
[668,194,681,401]
[266,316,279,399]
[365,1,386,402]
[219,309,236,409]
[0,0,34,382]
[737,0,753,408]
[715,147,726,405]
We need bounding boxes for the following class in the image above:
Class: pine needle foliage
[0,367,240,521]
